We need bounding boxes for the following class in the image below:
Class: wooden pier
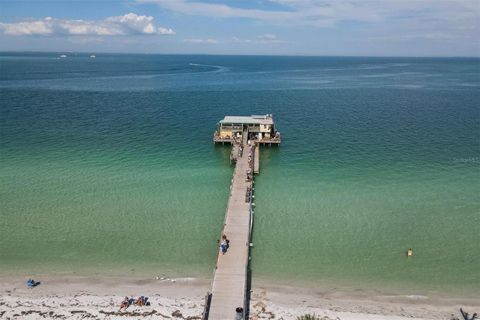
[208,138,256,319]
[205,115,280,319]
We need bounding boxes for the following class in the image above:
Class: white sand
[248,282,479,320]
[0,275,478,319]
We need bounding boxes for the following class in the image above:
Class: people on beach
[119,296,129,311]
[26,279,40,288]
[120,295,150,311]
[135,296,150,306]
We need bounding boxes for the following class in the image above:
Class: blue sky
[0,0,479,56]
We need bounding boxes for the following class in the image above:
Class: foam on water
[189,62,230,73]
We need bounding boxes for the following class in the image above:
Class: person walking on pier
[222,234,230,248]
[220,240,227,255]
[220,234,230,255]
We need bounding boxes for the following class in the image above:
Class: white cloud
[256,34,286,43]
[0,13,175,36]
[137,0,380,27]
[257,34,276,40]
[67,36,105,44]
[138,0,479,31]
[138,0,297,22]
[369,33,459,42]
[137,0,478,55]
[233,34,287,44]
[184,38,218,44]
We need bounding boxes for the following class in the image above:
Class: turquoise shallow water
[0,54,479,296]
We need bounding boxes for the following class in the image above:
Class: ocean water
[0,53,479,296]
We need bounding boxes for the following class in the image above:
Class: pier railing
[201,292,212,320]
[243,141,257,319]
[243,175,255,319]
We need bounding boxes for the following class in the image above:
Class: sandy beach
[0,275,478,320]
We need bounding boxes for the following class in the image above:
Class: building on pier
[213,114,281,145]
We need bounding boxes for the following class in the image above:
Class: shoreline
[1,274,478,319]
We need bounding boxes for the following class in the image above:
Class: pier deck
[208,141,254,319]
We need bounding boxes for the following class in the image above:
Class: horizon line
[0,50,479,59]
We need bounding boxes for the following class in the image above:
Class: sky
[0,0,479,56]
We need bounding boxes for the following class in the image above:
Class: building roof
[219,114,274,125]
